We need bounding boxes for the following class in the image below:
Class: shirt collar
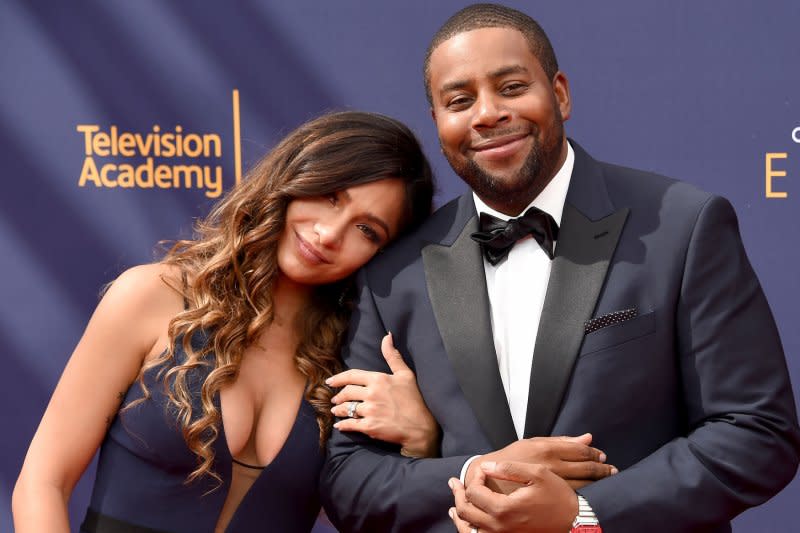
[472,140,574,226]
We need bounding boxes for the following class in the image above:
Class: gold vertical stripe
[232,89,242,185]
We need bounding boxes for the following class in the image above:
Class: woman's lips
[295,231,331,265]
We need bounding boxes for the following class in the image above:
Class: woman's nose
[313,217,345,248]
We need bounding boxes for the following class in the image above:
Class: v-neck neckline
[215,388,308,471]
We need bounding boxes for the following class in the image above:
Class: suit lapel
[523,142,629,437]
[422,194,517,450]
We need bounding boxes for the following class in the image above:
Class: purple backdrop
[2,1,798,531]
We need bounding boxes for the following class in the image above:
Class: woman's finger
[380,332,412,375]
[326,368,373,388]
[333,417,369,434]
[330,400,368,419]
[330,384,367,404]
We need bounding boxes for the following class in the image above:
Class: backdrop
[2,1,798,531]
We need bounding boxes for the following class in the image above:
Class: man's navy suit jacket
[321,142,800,532]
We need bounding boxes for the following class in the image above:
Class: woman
[13,111,438,532]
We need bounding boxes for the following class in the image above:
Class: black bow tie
[470,207,559,265]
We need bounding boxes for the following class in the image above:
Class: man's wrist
[460,455,481,484]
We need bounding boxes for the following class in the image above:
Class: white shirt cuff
[459,455,482,484]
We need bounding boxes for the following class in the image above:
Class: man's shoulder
[570,140,716,214]
[365,192,469,275]
[382,192,468,253]
[595,157,715,214]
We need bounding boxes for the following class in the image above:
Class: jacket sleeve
[319,267,470,533]
[579,195,800,532]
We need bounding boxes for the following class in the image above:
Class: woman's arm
[12,264,183,532]
[327,334,617,491]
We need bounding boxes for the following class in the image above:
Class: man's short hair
[423,3,560,105]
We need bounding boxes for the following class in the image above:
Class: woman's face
[277,178,406,286]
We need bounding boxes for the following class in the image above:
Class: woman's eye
[357,224,380,244]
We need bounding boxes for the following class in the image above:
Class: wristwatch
[571,495,602,533]
[571,527,602,533]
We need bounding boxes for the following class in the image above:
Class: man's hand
[466,433,616,492]
[450,461,579,533]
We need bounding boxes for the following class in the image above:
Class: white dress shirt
[459,143,597,525]
[474,142,574,438]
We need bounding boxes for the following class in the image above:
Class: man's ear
[552,71,572,121]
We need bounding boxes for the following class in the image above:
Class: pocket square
[584,308,638,334]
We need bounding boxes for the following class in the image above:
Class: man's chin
[473,167,537,195]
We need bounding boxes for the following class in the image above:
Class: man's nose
[471,93,510,129]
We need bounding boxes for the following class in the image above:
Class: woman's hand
[327,333,440,457]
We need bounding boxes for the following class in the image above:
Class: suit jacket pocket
[579,310,655,356]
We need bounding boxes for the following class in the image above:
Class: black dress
[80,334,324,533]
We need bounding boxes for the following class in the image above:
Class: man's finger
[448,507,473,533]
[530,440,606,463]
[450,478,496,528]
[381,332,411,374]
[556,460,618,481]
[480,460,549,485]
[461,477,510,517]
[557,432,593,446]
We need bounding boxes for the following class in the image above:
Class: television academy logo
[75,90,243,198]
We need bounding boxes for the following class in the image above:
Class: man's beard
[444,118,564,212]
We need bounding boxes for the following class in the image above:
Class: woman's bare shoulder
[102,263,186,318]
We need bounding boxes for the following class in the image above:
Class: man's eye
[501,82,528,95]
[447,96,471,110]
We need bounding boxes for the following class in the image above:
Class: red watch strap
[571,526,602,533]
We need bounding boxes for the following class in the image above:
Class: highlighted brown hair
[132,111,433,486]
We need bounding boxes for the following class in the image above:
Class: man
[321,4,800,532]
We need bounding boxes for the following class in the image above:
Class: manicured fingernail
[611,466,619,474]
[331,396,338,404]
[325,378,333,385]
[599,452,607,462]
[448,478,456,489]
[480,461,496,472]
[333,422,341,429]
[448,507,456,520]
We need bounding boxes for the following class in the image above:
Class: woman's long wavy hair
[133,111,433,486]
